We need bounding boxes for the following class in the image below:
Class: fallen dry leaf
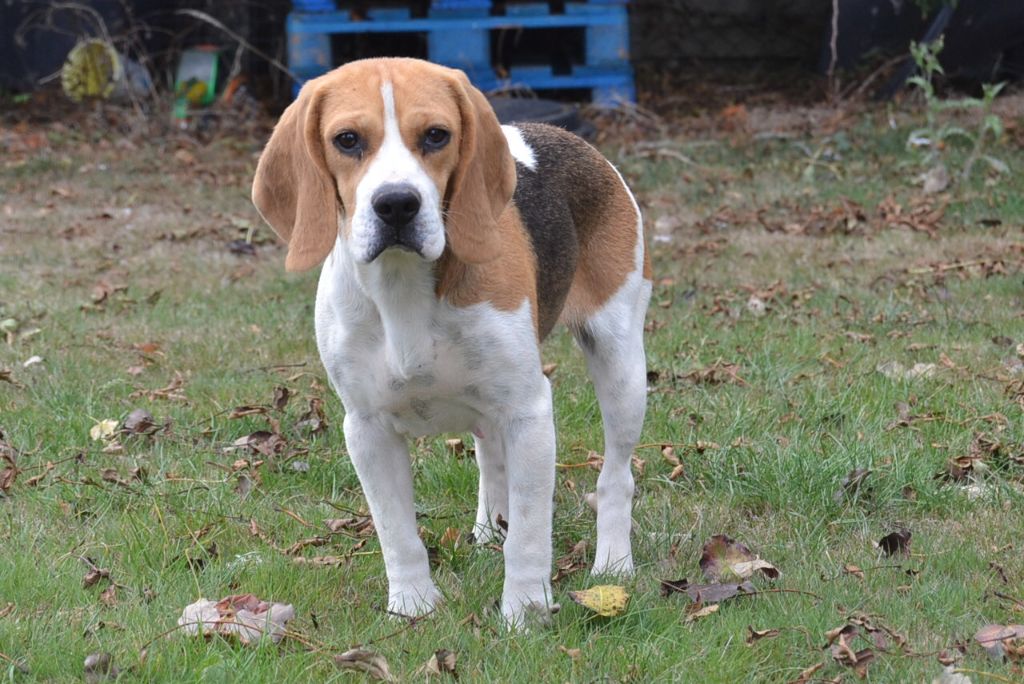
[89,419,119,441]
[295,397,328,435]
[0,368,24,388]
[272,386,291,410]
[876,360,937,380]
[99,584,117,607]
[685,601,720,622]
[283,535,331,556]
[568,585,629,617]
[746,625,781,644]
[178,594,295,646]
[974,623,1024,661]
[232,431,286,457]
[415,649,457,677]
[828,624,874,677]
[553,540,588,582]
[660,578,754,604]
[83,652,118,684]
[334,648,396,682]
[681,360,746,386]
[81,557,111,589]
[131,371,188,402]
[848,611,908,653]
[788,661,824,684]
[122,408,159,435]
[23,461,53,487]
[228,405,269,419]
[699,535,780,582]
[878,530,912,558]
[324,516,374,536]
[843,564,865,580]
[0,430,18,494]
[101,468,133,488]
[834,468,872,503]
[438,527,460,548]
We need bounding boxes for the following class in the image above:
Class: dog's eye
[422,127,450,152]
[334,131,362,155]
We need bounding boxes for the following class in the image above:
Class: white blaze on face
[349,82,447,263]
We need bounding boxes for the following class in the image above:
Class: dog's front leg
[343,413,442,617]
[499,379,556,628]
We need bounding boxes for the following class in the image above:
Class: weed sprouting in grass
[906,37,1009,184]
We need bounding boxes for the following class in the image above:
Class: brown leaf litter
[699,534,780,582]
[178,594,295,646]
[334,648,396,681]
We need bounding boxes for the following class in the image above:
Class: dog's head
[252,58,516,271]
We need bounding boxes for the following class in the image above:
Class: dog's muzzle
[366,183,425,261]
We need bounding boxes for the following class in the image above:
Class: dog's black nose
[372,186,421,229]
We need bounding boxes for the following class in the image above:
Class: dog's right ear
[252,80,338,272]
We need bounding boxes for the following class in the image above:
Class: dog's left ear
[252,79,338,272]
[444,71,517,265]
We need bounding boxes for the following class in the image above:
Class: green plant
[906,36,1008,182]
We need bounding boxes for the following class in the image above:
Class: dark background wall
[631,0,828,64]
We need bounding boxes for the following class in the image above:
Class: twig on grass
[0,651,29,674]
[820,564,907,581]
[992,591,1024,612]
[738,588,823,602]
[634,442,709,450]
[356,609,435,649]
[275,506,315,528]
[253,360,305,370]
[19,452,83,472]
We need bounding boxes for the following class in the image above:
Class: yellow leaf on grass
[685,602,719,623]
[568,585,629,617]
[89,419,119,441]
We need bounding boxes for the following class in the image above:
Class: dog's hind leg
[473,433,509,544]
[573,272,652,576]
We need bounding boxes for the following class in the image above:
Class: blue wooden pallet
[287,0,634,103]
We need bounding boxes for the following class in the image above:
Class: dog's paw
[501,581,556,630]
[471,520,507,545]
[591,550,634,578]
[387,581,443,618]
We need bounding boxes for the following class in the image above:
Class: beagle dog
[252,58,651,627]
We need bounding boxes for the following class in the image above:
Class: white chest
[314,248,540,438]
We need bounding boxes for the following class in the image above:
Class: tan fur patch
[560,151,646,323]
[434,204,538,333]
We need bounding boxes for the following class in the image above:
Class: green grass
[2,104,1023,683]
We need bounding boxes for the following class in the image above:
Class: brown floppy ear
[252,80,338,272]
[444,72,516,264]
